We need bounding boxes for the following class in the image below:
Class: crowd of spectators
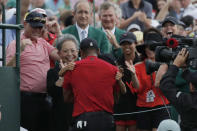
[1,0,197,131]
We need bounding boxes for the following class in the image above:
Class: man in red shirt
[63,38,120,131]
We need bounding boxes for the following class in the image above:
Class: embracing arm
[49,49,60,61]
[6,39,33,67]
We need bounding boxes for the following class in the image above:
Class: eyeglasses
[63,49,77,54]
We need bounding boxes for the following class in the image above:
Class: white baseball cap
[31,8,47,17]
[157,119,181,131]
[127,24,141,32]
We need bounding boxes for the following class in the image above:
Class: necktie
[81,30,86,41]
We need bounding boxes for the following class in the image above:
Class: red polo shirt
[63,56,119,117]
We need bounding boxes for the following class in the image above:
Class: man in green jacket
[62,0,110,54]
[98,1,125,57]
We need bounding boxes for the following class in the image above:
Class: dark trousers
[70,111,115,131]
[51,100,73,131]
[181,126,197,131]
[137,107,170,130]
[20,91,52,131]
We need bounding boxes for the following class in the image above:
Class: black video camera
[145,35,197,74]
[155,35,197,69]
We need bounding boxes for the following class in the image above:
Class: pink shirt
[6,34,55,93]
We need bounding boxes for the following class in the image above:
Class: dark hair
[180,15,194,28]
[143,27,162,41]
[59,10,74,27]
[98,53,117,66]
[64,15,74,27]
[141,28,162,60]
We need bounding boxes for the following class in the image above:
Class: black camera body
[145,36,197,74]
[155,36,197,70]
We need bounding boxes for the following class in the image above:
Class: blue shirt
[121,0,152,31]
[45,0,65,13]
[0,14,16,47]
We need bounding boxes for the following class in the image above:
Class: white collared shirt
[102,26,116,51]
[102,26,116,35]
[182,4,197,17]
[76,23,89,42]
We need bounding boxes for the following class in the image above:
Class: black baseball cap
[80,38,99,51]
[119,32,137,45]
[136,32,163,53]
[182,69,197,88]
[162,16,178,27]
[24,11,46,28]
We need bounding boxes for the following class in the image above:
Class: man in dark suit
[62,0,110,54]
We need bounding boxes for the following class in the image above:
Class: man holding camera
[157,48,197,131]
[161,16,179,39]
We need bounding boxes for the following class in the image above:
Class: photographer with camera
[161,16,179,39]
[133,28,170,131]
[158,48,197,131]
[155,15,197,123]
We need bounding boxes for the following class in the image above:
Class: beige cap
[133,31,143,42]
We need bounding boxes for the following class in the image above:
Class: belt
[77,111,112,118]
[21,91,47,98]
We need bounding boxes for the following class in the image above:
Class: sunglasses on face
[27,17,46,24]
[30,26,43,29]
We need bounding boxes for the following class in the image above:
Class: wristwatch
[59,76,63,80]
